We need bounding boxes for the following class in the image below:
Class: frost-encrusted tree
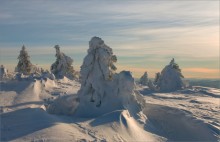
[154,72,161,85]
[50,45,77,79]
[157,58,185,92]
[75,36,144,117]
[139,71,148,85]
[47,37,145,117]
[15,45,32,75]
[0,65,8,80]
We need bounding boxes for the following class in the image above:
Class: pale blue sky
[0,0,219,78]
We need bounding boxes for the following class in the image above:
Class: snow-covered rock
[139,71,148,85]
[50,45,77,80]
[157,58,185,92]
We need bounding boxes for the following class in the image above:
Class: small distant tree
[157,58,185,92]
[139,71,148,85]
[154,72,161,84]
[50,45,77,79]
[15,45,32,75]
[170,58,184,78]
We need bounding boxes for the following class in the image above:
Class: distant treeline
[187,79,220,89]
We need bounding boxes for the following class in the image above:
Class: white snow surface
[0,78,219,141]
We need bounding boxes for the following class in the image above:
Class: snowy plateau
[0,37,219,142]
[0,78,219,141]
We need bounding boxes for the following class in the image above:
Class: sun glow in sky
[0,0,219,78]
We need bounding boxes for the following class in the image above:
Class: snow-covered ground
[0,78,219,141]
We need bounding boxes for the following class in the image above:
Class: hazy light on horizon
[0,0,219,79]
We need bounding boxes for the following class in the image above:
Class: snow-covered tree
[74,37,144,117]
[154,72,161,85]
[47,37,145,118]
[50,45,77,79]
[15,45,32,75]
[139,71,148,85]
[157,58,185,92]
[0,65,8,80]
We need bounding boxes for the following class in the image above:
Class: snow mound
[46,95,79,115]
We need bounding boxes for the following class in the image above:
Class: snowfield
[0,78,219,141]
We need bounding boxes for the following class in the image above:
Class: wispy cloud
[0,0,219,78]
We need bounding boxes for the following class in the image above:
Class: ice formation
[153,58,185,92]
[50,45,77,79]
[139,71,148,85]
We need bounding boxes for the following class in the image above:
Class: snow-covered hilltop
[51,45,77,80]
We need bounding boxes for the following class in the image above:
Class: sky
[0,0,219,78]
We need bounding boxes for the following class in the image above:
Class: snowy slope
[0,79,219,141]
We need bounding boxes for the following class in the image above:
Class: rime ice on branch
[50,45,77,79]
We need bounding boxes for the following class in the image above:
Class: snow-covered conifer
[157,58,185,92]
[15,45,32,75]
[139,71,148,85]
[72,36,144,117]
[0,65,8,80]
[50,45,77,79]
[154,72,161,85]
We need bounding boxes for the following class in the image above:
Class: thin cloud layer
[0,1,219,78]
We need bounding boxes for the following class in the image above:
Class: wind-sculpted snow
[1,73,219,141]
